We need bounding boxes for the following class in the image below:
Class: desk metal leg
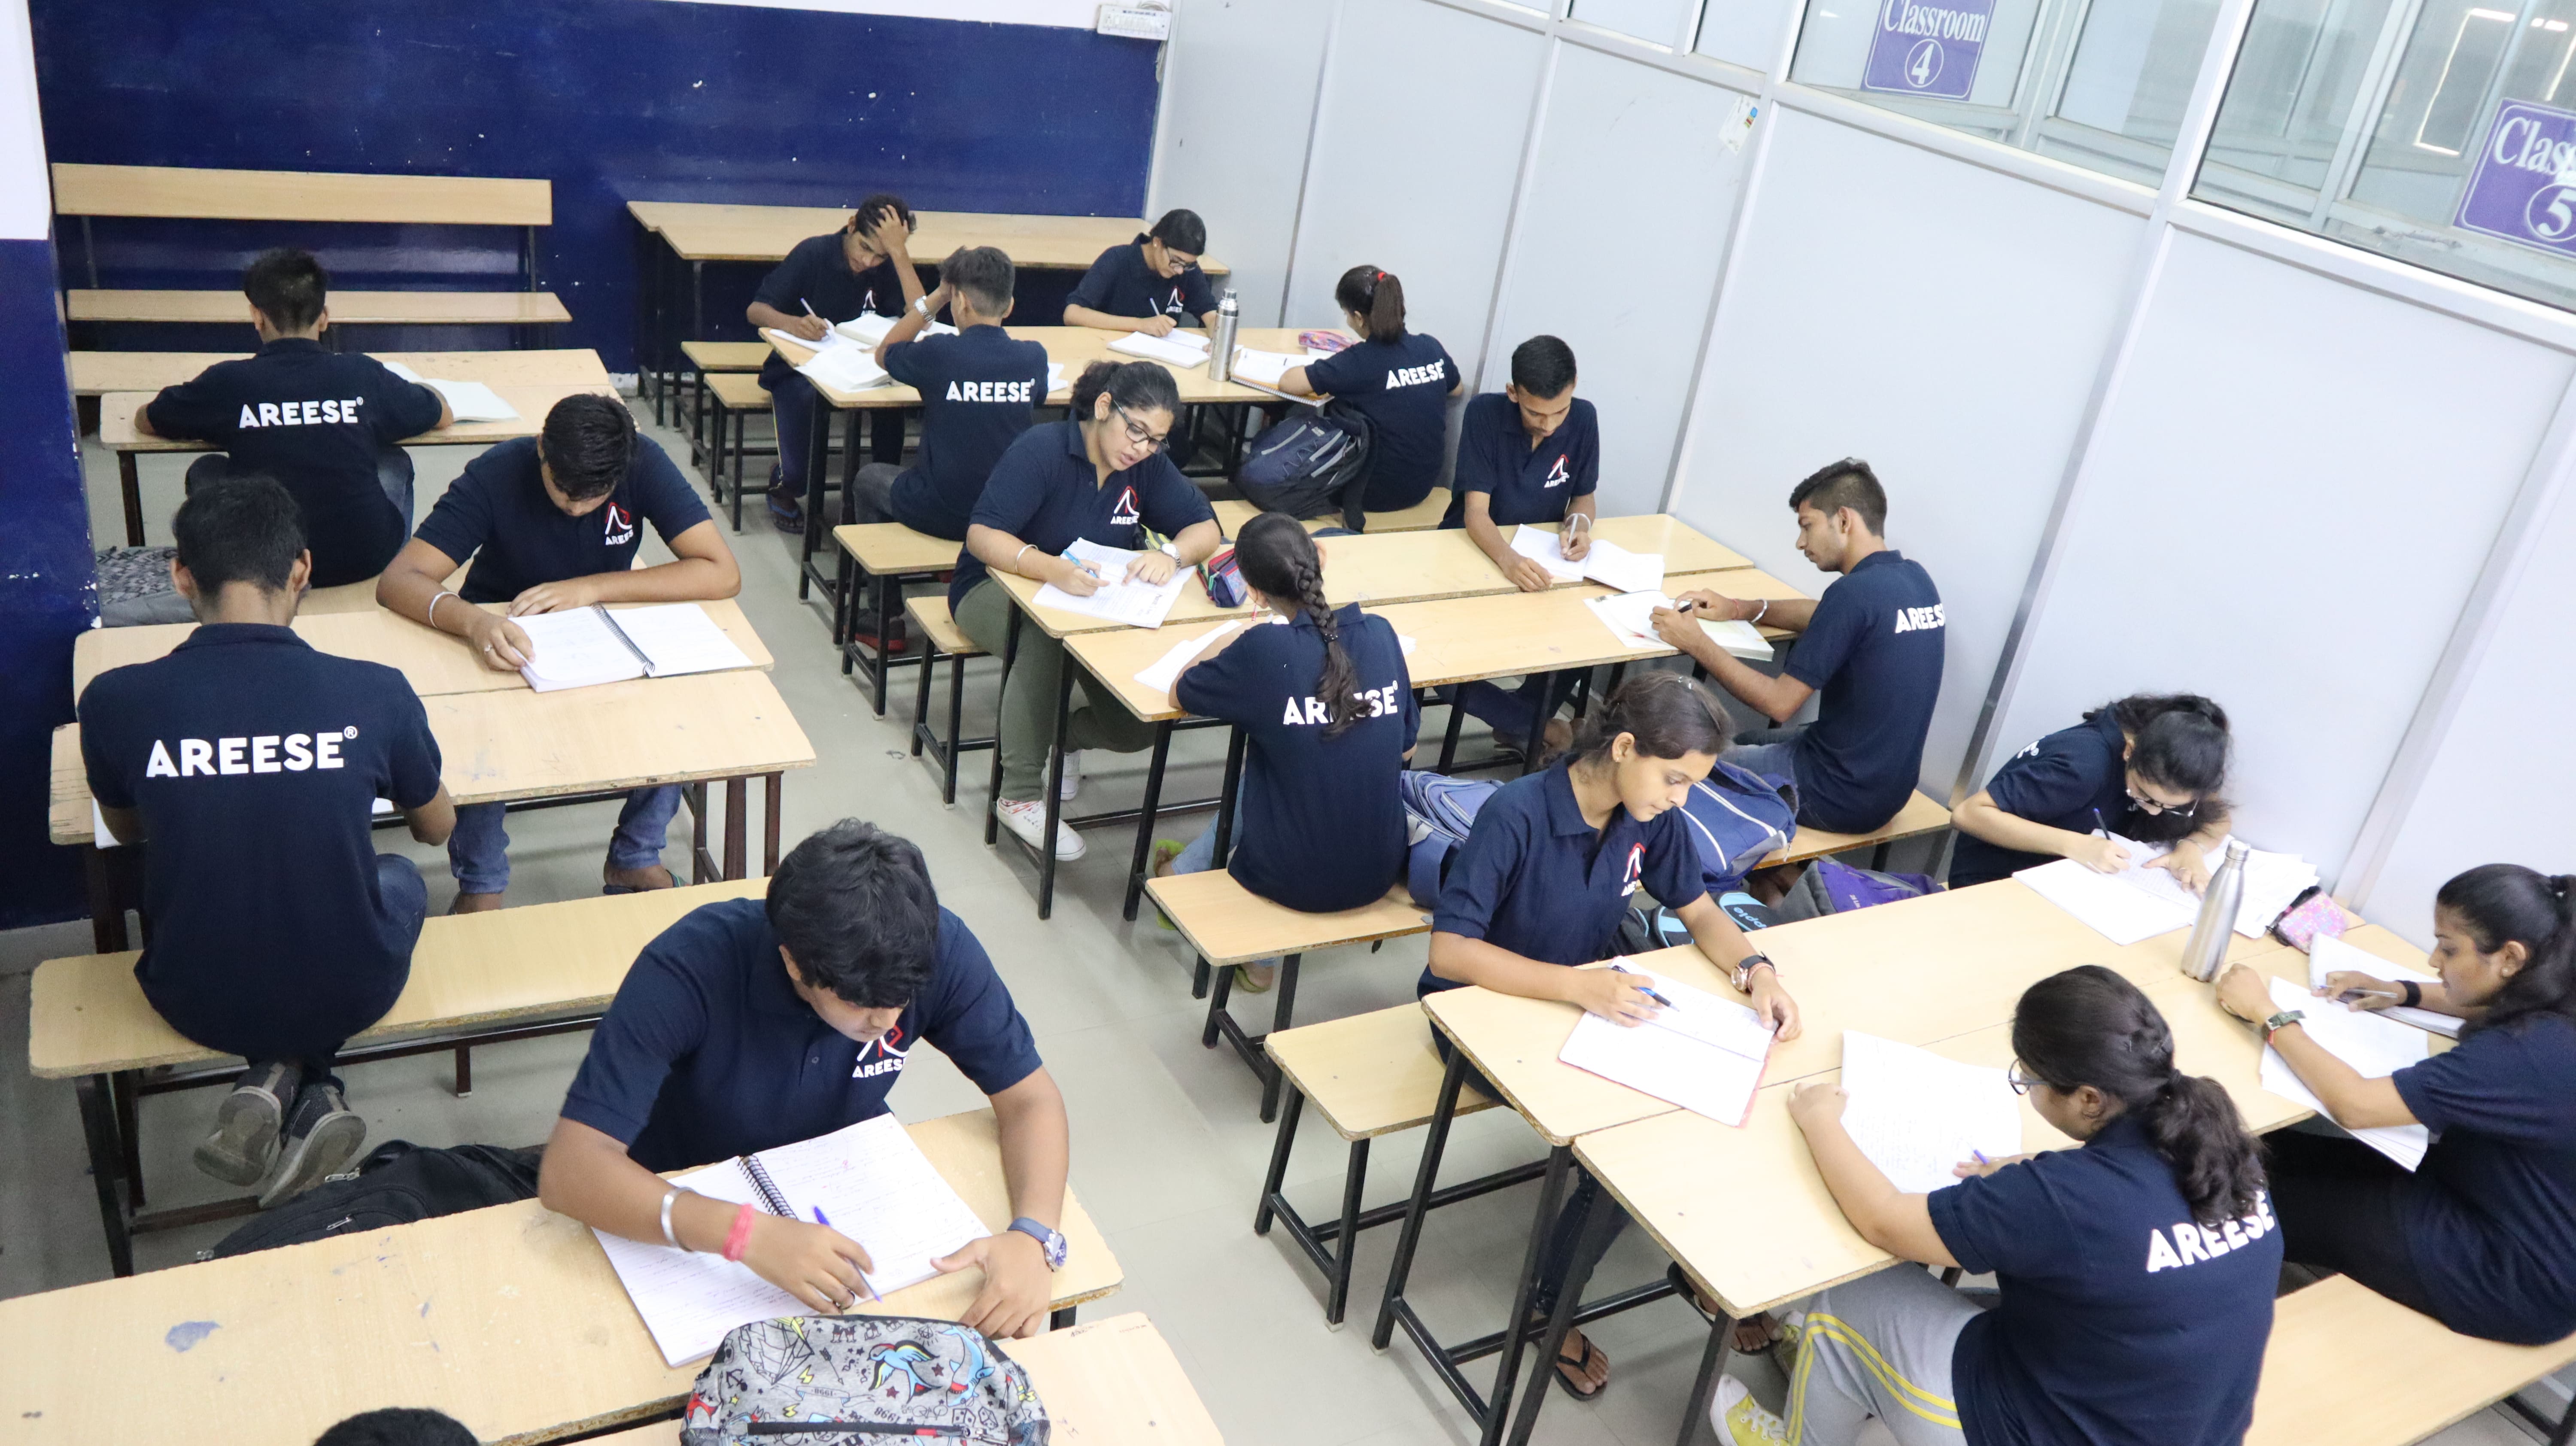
[1036,655,1077,920]
[1121,723,1174,922]
[686,782,710,885]
[764,773,784,874]
[984,610,1021,846]
[1373,1046,1470,1349]
[75,1073,135,1278]
[1437,696,1468,772]
[1504,1167,1629,1446]
[691,260,704,351]
[795,403,834,601]
[723,777,748,879]
[85,846,128,953]
[119,451,144,547]
[1519,671,1557,778]
[1048,1306,1078,1331]
[1477,1146,1576,1446]
[114,1069,146,1209]
[1670,1309,1739,1446]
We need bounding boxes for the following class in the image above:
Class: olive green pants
[951,577,1160,802]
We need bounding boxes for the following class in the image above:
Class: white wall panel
[1489,46,1754,513]
[1697,0,1796,70]
[1668,106,2141,793]
[1992,231,2572,881]
[1148,0,1334,324]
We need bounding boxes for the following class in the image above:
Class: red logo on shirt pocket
[1109,486,1142,528]
[1621,841,1646,897]
[602,502,635,547]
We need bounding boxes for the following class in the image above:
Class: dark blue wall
[31,0,1162,368]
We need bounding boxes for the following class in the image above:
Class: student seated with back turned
[848,245,1051,543]
[746,194,920,533]
[2215,863,2576,1346]
[950,361,1223,861]
[377,393,740,911]
[1428,672,1799,1400]
[539,819,1072,1339]
[1652,459,1944,835]
[81,477,457,1204]
[124,247,452,619]
[1060,208,1218,336]
[1723,966,2278,1446]
[1157,512,1418,992]
[1948,694,2232,892]
[1276,267,1462,517]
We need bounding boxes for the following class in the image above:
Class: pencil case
[2269,886,2357,951]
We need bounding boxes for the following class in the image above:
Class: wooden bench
[698,371,776,531]
[2248,1274,2576,1445]
[1776,789,1953,872]
[1212,487,1454,536]
[832,522,966,714]
[906,595,992,808]
[675,337,772,439]
[31,878,764,1277]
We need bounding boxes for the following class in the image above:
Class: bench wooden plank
[98,378,614,455]
[1146,876,1430,968]
[71,348,607,397]
[1212,489,1454,537]
[70,289,572,326]
[1266,1004,1501,1141]
[54,163,552,226]
[677,340,771,371]
[2249,1276,2576,1446]
[904,597,981,657]
[831,521,965,576]
[701,372,772,410]
[1771,791,1951,866]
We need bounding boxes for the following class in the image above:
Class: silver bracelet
[1013,543,1039,576]
[1751,598,1769,625]
[660,1186,688,1250]
[427,589,459,632]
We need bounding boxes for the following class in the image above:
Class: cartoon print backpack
[680,1315,1049,1445]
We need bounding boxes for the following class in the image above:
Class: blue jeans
[222,855,425,1088]
[1172,807,1280,973]
[1729,725,1807,797]
[1450,674,1573,745]
[1434,1032,1627,1316]
[446,787,683,895]
[766,374,904,504]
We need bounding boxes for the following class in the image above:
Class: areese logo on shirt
[143,725,357,778]
[1108,486,1142,528]
[2145,1190,2275,1273]
[1383,362,1446,390]
[1619,841,1648,897]
[601,501,636,548]
[235,398,364,429]
[1891,603,1947,634]
[945,379,1036,404]
[1279,678,1404,726]
[1542,454,1573,489]
[1162,287,1187,317]
[851,1023,911,1081]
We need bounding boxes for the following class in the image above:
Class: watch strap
[1007,1216,1067,1269]
[2262,1009,2305,1042]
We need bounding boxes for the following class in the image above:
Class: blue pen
[813,1206,882,1303]
[2091,808,2108,838]
[1610,962,1674,1009]
[1972,1150,1991,1166]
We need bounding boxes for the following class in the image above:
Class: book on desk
[515,603,753,693]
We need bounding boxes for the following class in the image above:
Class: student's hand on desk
[2316,971,2401,1012]
[1748,971,1802,1041]
[1049,558,1105,597]
[508,578,602,615]
[1125,550,1178,586]
[1649,606,1702,651]
[1566,969,1663,1027]
[784,313,832,343]
[2212,963,2271,1025]
[742,1215,876,1314]
[2145,841,2211,893]
[1505,555,1556,593]
[463,613,535,672]
[1673,589,1741,620]
[1559,526,1592,563]
[1135,315,1178,337]
[2068,834,2134,875]
[1953,1152,2032,1179]
[933,1229,1051,1339]
[1786,1081,1848,1133]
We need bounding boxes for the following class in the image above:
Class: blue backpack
[1675,758,1801,893]
[1398,770,1499,908]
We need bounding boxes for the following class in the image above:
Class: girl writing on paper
[1947,693,2234,892]
[1733,966,2277,1446]
[2215,863,2576,1345]
[1275,266,1463,516]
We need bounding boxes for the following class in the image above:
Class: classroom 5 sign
[2457,100,2576,259]
[1862,0,1994,101]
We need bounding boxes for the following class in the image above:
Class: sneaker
[1712,1378,1789,1445]
[998,798,1085,861]
[1058,750,1082,801]
[193,1060,299,1186]
[258,1081,368,1208]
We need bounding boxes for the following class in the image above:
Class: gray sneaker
[257,1081,367,1207]
[193,1060,299,1186]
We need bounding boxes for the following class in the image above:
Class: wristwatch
[1007,1216,1068,1270]
[912,294,936,317]
[1733,953,1777,993]
[2261,1009,2306,1042]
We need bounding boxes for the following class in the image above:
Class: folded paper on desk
[515,603,753,693]
[1586,591,1772,661]
[1109,331,1212,367]
[2311,933,2458,1038]
[380,363,520,423]
[1839,1032,2025,1194]
[1032,538,1191,629]
[1558,970,1774,1126]
[1135,620,1246,694]
[2016,834,2320,945]
[2256,975,2430,1170]
[1509,526,1665,593]
[595,1114,991,1366]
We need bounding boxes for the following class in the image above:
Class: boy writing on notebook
[747,194,921,533]
[538,819,1071,1338]
[376,393,739,911]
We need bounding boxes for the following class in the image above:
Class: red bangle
[722,1202,758,1262]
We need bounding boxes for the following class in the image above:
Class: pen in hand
[1609,962,1675,1009]
[812,1206,881,1303]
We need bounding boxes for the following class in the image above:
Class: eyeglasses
[2007,1060,2047,1097]
[1112,404,1171,453]
[2124,778,2198,818]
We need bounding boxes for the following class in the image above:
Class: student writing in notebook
[1719,966,2277,1446]
[746,194,919,532]
[1154,513,1418,993]
[1426,673,1798,1401]
[377,395,740,911]
[1947,694,2232,891]
[2214,863,2576,1344]
[81,479,456,1205]
[1060,208,1218,336]
[1275,267,1462,515]
[1652,459,1944,835]
[849,245,1051,543]
[539,820,1071,1338]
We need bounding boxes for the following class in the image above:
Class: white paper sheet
[513,608,649,692]
[1227,347,1303,386]
[794,343,893,394]
[592,1162,806,1367]
[2095,833,2319,939]
[1133,620,1246,694]
[605,603,754,679]
[381,359,424,383]
[1046,362,1067,395]
[2256,976,2430,1170]
[1838,1032,2026,1194]
[833,313,956,346]
[1584,591,1772,661]
[762,325,850,355]
[2309,933,2458,1036]
[1109,331,1212,366]
[1556,969,1774,1126]
[2014,857,2193,945]
[422,379,518,423]
[1506,526,1666,595]
[1030,538,1189,629]
[1508,526,1587,582]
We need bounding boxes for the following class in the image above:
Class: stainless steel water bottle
[2180,839,2250,982]
[1209,289,1239,382]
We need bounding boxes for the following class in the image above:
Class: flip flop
[1549,1330,1610,1402]
[767,489,805,534]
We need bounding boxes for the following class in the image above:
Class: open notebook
[380,361,518,423]
[514,603,753,693]
[2015,834,2321,946]
[1586,590,1772,661]
[2310,933,2458,1037]
[1109,330,1212,367]
[1509,526,1665,593]
[1557,968,1776,1126]
[1838,1032,2025,1193]
[594,1115,993,1367]
[1030,538,1189,629]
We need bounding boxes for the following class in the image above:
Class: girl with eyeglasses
[1717,966,2278,1446]
[2213,863,2576,1346]
[951,360,1224,860]
[1947,693,2232,893]
[1276,266,1463,515]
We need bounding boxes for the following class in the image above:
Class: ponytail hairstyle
[1334,264,1407,343]
[1571,671,1729,766]
[1067,358,1182,429]
[2012,966,2266,1224]
[2436,864,2576,1039]
[1234,512,1362,738]
[2089,693,2231,844]
[1144,208,1207,257]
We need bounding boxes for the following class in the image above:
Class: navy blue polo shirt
[1064,240,1215,325]
[949,419,1217,611]
[1785,549,1945,833]
[754,231,911,388]
[1442,392,1599,529]
[2391,1014,2576,1343]
[1929,1114,2280,1446]
[1949,710,2131,888]
[79,625,444,1061]
[143,338,446,587]
[881,325,1052,541]
[1174,605,1419,913]
[1424,759,1706,995]
[413,434,710,604]
[1303,332,1459,513]
[560,898,1043,1173]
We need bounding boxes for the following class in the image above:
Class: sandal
[1234,964,1276,995]
[1668,1266,1779,1354]
[1549,1328,1610,1402]
[767,488,805,535]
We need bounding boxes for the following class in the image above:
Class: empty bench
[906,595,993,806]
[832,521,966,713]
[699,371,775,531]
[2248,1273,2576,1445]
[30,877,764,1276]
[677,338,771,449]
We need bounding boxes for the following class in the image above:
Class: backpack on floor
[208,1141,541,1258]
[681,1315,1049,1446]
[1398,770,1502,908]
[1674,759,1801,894]
[1236,404,1373,531]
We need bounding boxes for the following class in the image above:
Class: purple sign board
[1862,0,1994,102]
[2457,100,2576,259]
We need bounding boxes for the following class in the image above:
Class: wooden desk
[54,163,552,226]
[71,347,605,400]
[70,289,571,327]
[0,1109,1122,1446]
[1213,489,1454,535]
[629,200,1227,273]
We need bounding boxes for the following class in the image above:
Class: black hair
[2436,864,2576,1040]
[765,820,941,1009]
[1235,513,1360,737]
[1334,264,1406,343]
[848,192,915,239]
[243,246,328,332]
[2088,694,2231,844]
[1787,458,1887,537]
[941,245,1015,316]
[1068,358,1181,426]
[1571,670,1729,765]
[313,1408,477,1446]
[1145,208,1207,256]
[1510,335,1578,398]
[2013,966,2266,1225]
[172,474,305,595]
[538,393,638,502]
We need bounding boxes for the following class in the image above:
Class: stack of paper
[1509,526,1665,593]
[1109,330,1212,367]
[1228,347,1309,387]
[1557,969,1775,1126]
[1586,590,1772,660]
[513,604,754,693]
[381,361,519,423]
[2255,975,2430,1169]
[1838,1032,2026,1194]
[2310,934,2457,1037]
[1134,620,1246,693]
[834,313,956,346]
[1031,538,1189,629]
[2017,833,2322,945]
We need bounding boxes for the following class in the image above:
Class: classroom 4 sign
[1862,0,1993,102]
[2456,100,2576,261]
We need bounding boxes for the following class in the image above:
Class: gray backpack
[680,1315,1050,1444]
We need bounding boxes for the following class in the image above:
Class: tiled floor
[0,392,2546,1445]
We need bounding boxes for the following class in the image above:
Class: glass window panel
[1575,0,1697,44]
[1698,0,1792,68]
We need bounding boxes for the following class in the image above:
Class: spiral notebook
[514,603,753,693]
